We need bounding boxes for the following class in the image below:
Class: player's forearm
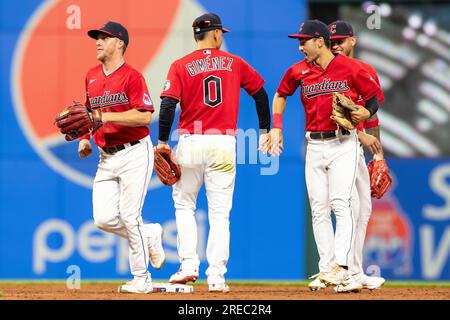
[158,97,178,143]
[251,87,270,133]
[272,93,287,129]
[365,125,380,142]
[272,93,287,115]
[102,109,152,127]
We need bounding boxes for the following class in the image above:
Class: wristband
[273,113,283,129]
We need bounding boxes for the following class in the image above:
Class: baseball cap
[88,21,129,46]
[192,13,230,35]
[328,20,354,39]
[288,19,330,41]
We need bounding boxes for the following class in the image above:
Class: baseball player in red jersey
[79,21,165,293]
[328,20,386,291]
[156,13,271,293]
[270,20,382,292]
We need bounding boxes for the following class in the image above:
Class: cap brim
[87,29,117,40]
[221,27,230,33]
[288,34,313,39]
[330,35,351,40]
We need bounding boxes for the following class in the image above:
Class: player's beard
[97,50,109,63]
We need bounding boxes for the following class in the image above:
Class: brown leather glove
[54,101,102,141]
[154,148,181,186]
[331,92,357,130]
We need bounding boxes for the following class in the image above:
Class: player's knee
[311,207,332,220]
[330,198,351,216]
[175,207,196,217]
[94,216,116,231]
[208,209,230,221]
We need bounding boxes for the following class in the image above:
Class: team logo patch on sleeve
[163,80,171,91]
[143,92,153,106]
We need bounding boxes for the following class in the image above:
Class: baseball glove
[331,92,357,130]
[154,147,181,186]
[367,159,392,199]
[54,101,102,141]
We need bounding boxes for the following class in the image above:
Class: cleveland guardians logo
[12,0,207,189]
[302,78,349,98]
[329,24,337,34]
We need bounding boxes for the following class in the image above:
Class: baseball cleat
[147,223,166,270]
[208,283,230,293]
[334,276,363,293]
[358,275,385,290]
[308,273,327,291]
[169,269,199,284]
[318,265,350,286]
[118,278,152,294]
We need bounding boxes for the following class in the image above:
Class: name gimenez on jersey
[89,91,129,109]
[185,56,234,77]
[302,78,349,98]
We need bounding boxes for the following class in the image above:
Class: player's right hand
[358,131,381,155]
[269,128,284,156]
[156,142,171,150]
[78,139,93,158]
[258,132,270,155]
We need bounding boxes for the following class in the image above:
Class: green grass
[0,280,449,288]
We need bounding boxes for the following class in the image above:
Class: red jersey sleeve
[160,62,182,101]
[240,58,265,95]
[364,117,380,129]
[80,75,91,141]
[372,72,385,104]
[127,74,154,113]
[361,62,385,104]
[84,76,92,108]
[352,66,381,102]
[276,66,301,97]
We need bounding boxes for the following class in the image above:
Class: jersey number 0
[203,75,222,108]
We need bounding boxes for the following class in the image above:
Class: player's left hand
[258,132,270,154]
[350,104,371,124]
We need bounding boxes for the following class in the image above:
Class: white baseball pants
[92,136,153,281]
[349,146,372,277]
[172,134,236,285]
[305,131,359,270]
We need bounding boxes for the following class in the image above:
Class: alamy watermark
[66,265,81,289]
[167,122,280,176]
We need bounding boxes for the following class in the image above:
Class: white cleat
[358,275,385,290]
[169,269,199,284]
[334,275,363,293]
[118,278,152,294]
[209,283,230,293]
[147,223,166,270]
[308,273,327,291]
[318,265,350,286]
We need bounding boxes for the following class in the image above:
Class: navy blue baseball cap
[288,19,330,41]
[88,21,129,46]
[192,13,230,35]
[328,20,354,39]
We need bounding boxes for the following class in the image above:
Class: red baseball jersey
[354,58,384,131]
[277,53,381,132]
[83,63,154,147]
[160,48,265,135]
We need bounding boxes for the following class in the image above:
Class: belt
[309,129,349,140]
[101,140,140,155]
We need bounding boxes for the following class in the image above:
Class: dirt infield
[0,283,449,300]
